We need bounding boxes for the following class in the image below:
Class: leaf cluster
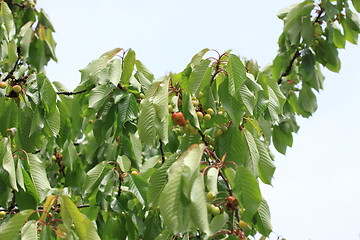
[0,0,359,239]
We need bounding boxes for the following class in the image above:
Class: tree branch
[159,139,165,163]
[56,89,87,95]
[3,47,22,81]
[0,204,90,214]
[277,4,324,85]
[277,49,300,84]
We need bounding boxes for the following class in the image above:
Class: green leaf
[323,1,338,20]
[28,154,51,202]
[189,48,209,68]
[188,59,211,95]
[267,87,281,122]
[1,138,18,191]
[117,93,138,127]
[76,48,121,91]
[1,2,15,40]
[117,155,131,172]
[301,16,314,46]
[16,160,25,191]
[287,17,301,46]
[19,22,33,59]
[299,83,317,113]
[283,1,313,33]
[40,76,57,113]
[346,10,360,32]
[219,125,247,166]
[255,138,275,185]
[44,105,60,137]
[233,166,262,222]
[254,199,272,237]
[272,125,293,155]
[332,24,346,49]
[239,84,256,115]
[38,9,55,32]
[272,51,291,81]
[0,209,34,239]
[88,84,112,111]
[21,220,38,240]
[121,49,136,85]
[108,59,122,86]
[258,73,285,122]
[60,196,101,240]
[189,171,210,234]
[209,213,229,236]
[300,50,321,91]
[342,18,359,44]
[352,0,360,13]
[138,78,169,145]
[182,92,200,129]
[83,161,108,196]
[7,40,18,65]
[141,155,162,173]
[148,154,178,206]
[21,168,39,203]
[154,229,173,240]
[17,106,41,152]
[136,60,154,82]
[159,144,209,235]
[62,140,79,172]
[227,54,246,98]
[179,133,201,152]
[219,79,244,126]
[205,167,219,196]
[126,174,148,205]
[243,129,260,177]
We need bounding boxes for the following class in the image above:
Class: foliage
[0,0,359,239]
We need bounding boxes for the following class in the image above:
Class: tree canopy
[0,0,359,239]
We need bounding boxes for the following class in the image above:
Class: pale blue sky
[37,1,360,239]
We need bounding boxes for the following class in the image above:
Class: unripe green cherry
[192,99,199,107]
[168,104,173,113]
[206,192,216,201]
[214,129,223,138]
[211,205,221,216]
[238,220,249,229]
[206,108,215,116]
[196,111,203,121]
[204,114,212,121]
[207,203,213,212]
[221,125,228,133]
[0,82,7,89]
[0,211,6,217]
[196,91,204,99]
[139,93,145,99]
[12,85,22,93]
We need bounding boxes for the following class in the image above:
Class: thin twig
[56,89,87,95]
[3,47,21,81]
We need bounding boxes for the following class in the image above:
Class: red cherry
[178,120,186,127]
[172,112,184,121]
